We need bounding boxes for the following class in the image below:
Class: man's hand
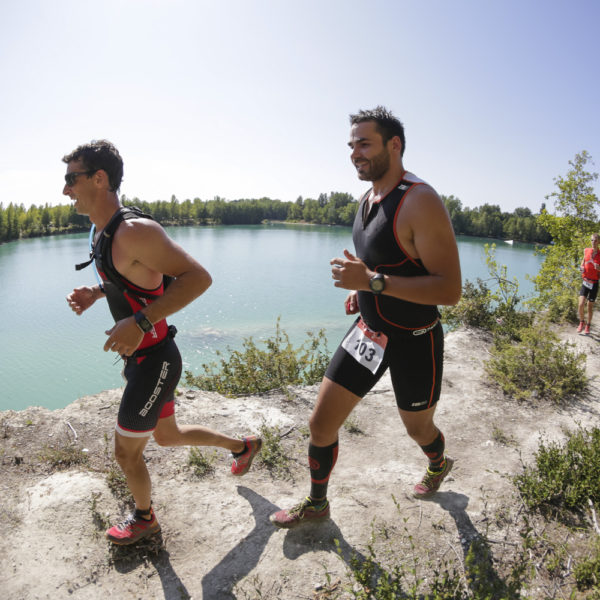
[330,249,373,291]
[104,317,145,357]
[345,291,359,314]
[66,286,100,315]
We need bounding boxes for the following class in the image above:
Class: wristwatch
[134,311,153,333]
[369,273,386,295]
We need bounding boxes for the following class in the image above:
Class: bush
[441,245,533,343]
[485,322,587,403]
[514,426,600,518]
[574,536,600,593]
[184,318,329,397]
[441,278,495,330]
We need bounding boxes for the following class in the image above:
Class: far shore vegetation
[2,173,564,246]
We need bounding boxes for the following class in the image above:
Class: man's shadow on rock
[431,491,519,598]
[112,535,191,599]
[201,486,282,600]
[201,487,368,600]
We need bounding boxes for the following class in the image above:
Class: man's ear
[390,135,403,155]
[93,169,109,189]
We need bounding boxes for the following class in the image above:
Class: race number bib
[583,279,594,290]
[341,318,388,374]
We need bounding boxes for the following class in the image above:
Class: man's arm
[331,186,461,306]
[103,219,212,355]
[66,284,105,315]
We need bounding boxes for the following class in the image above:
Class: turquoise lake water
[0,224,543,412]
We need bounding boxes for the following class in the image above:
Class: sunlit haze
[1,0,599,213]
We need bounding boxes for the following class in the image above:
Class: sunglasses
[64,169,97,186]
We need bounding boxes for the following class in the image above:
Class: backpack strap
[74,206,163,300]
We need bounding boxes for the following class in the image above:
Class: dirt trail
[1,326,598,599]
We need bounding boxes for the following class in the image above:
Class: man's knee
[153,428,181,447]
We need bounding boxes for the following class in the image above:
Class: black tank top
[352,175,440,335]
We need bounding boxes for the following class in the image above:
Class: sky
[1,0,599,214]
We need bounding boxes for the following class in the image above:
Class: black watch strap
[134,311,153,333]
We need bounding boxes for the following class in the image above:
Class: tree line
[0,179,585,246]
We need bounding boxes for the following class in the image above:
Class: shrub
[441,245,533,343]
[514,426,600,518]
[184,318,329,397]
[38,443,89,469]
[574,536,600,593]
[256,423,290,477]
[485,322,587,404]
[441,278,495,330]
[187,448,216,478]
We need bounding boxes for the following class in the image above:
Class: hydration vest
[75,206,173,303]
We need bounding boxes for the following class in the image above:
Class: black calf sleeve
[420,430,445,469]
[309,440,339,500]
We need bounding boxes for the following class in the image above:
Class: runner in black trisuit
[270,107,462,529]
[65,140,262,545]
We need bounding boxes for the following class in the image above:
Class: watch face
[370,275,385,293]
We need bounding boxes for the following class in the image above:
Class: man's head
[349,106,406,157]
[62,140,123,192]
[592,233,599,247]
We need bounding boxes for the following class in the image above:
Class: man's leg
[587,300,594,326]
[114,432,152,510]
[153,415,244,452]
[399,406,453,498]
[106,432,161,545]
[578,294,586,331]
[153,414,261,475]
[270,377,362,528]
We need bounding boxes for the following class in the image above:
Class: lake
[0,224,544,412]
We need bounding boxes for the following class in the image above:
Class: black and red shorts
[325,318,444,411]
[116,336,182,438]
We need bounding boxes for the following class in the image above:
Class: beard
[355,146,391,182]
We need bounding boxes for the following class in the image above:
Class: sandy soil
[1,325,599,600]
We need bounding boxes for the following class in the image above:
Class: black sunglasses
[64,169,97,186]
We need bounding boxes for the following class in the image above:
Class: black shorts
[325,318,444,412]
[116,337,182,437]
[579,281,599,302]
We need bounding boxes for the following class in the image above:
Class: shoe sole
[270,511,330,529]
[106,524,161,545]
[412,458,455,499]
[232,438,263,476]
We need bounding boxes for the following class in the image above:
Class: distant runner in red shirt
[577,233,600,335]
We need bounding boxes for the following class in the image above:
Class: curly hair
[62,139,124,192]
[349,106,406,157]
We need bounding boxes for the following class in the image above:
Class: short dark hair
[62,139,124,192]
[349,106,406,157]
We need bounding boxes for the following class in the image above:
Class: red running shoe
[577,321,585,333]
[413,457,455,499]
[270,497,330,529]
[231,435,262,476]
[105,508,161,545]
[585,324,591,335]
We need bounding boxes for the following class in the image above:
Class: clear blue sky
[1,0,599,213]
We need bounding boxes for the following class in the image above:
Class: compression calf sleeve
[420,430,446,471]
[308,440,339,500]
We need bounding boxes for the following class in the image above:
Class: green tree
[532,151,599,321]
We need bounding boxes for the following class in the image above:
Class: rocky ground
[1,326,599,600]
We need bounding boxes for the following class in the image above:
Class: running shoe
[577,321,585,333]
[231,435,262,476]
[270,497,330,529]
[105,508,160,545]
[585,324,591,335]
[413,457,455,499]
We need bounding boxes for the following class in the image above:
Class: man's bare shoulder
[402,177,445,216]
[113,217,166,246]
